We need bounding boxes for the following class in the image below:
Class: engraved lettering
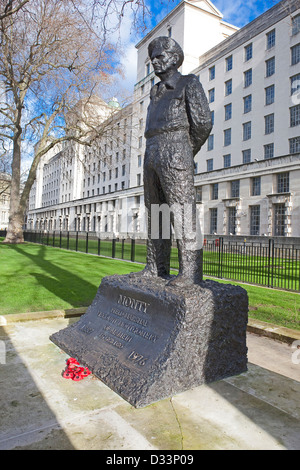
[99,333,124,350]
[111,307,148,327]
[118,294,150,314]
[97,310,158,343]
[104,325,132,343]
[128,350,148,366]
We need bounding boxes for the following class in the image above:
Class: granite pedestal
[50,274,248,408]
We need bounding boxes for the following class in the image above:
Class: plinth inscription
[78,291,167,374]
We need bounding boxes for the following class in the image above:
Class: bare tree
[0,0,30,20]
[0,0,130,243]
[0,0,174,243]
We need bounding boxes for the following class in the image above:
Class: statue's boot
[167,248,203,288]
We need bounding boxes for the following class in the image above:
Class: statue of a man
[138,36,212,287]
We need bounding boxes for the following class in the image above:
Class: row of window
[205,136,300,172]
[208,203,287,236]
[207,114,274,149]
[210,77,300,126]
[208,17,300,83]
[204,172,290,203]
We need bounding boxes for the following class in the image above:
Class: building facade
[27,0,300,239]
[0,172,11,230]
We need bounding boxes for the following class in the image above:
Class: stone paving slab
[0,318,299,450]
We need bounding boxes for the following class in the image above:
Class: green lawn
[0,241,143,315]
[1,240,300,331]
[27,232,300,291]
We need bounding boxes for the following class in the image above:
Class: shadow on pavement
[0,325,75,450]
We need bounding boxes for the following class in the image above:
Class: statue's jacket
[145,71,212,163]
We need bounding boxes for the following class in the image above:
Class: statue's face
[150,47,178,75]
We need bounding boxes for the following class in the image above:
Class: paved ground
[0,316,299,451]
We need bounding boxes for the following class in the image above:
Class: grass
[0,240,143,315]
[1,239,300,331]
[27,232,300,291]
[212,278,300,331]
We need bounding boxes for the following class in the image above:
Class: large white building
[0,172,11,230]
[27,0,300,239]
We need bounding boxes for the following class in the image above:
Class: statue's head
[148,37,184,76]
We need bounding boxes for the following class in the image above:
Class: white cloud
[213,0,276,27]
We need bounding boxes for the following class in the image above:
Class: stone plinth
[50,274,248,408]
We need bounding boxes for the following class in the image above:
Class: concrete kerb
[1,308,299,345]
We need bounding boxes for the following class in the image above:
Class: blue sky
[112,0,282,99]
[147,0,281,29]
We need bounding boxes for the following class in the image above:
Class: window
[168,26,172,37]
[274,204,286,236]
[277,172,289,193]
[243,95,252,113]
[196,186,202,202]
[266,57,275,77]
[211,110,214,126]
[245,43,252,61]
[292,14,300,35]
[244,69,252,87]
[223,154,231,168]
[290,105,300,127]
[265,114,274,134]
[243,121,251,141]
[208,88,215,103]
[122,164,126,176]
[231,180,240,198]
[137,174,141,186]
[115,167,118,178]
[289,136,300,153]
[252,176,261,196]
[211,183,218,200]
[210,208,218,234]
[146,62,150,75]
[138,155,142,167]
[243,149,251,163]
[207,134,214,151]
[209,66,215,80]
[266,29,275,49]
[226,55,232,71]
[139,136,143,148]
[250,205,260,235]
[224,128,231,146]
[225,79,232,96]
[207,159,213,172]
[291,44,300,65]
[291,73,300,96]
[264,143,274,159]
[228,207,236,235]
[224,103,232,120]
[265,85,275,105]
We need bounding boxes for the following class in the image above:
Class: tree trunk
[3,127,24,244]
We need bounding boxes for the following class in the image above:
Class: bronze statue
[137,36,212,287]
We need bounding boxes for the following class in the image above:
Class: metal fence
[1,230,300,292]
